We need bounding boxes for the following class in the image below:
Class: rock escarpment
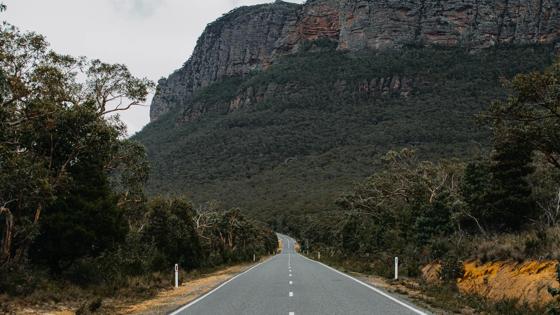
[150,0,560,121]
[150,2,299,121]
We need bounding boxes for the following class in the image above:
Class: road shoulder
[110,261,264,315]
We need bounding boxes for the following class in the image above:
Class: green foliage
[25,105,129,272]
[142,198,201,270]
[486,138,536,231]
[136,45,554,221]
[461,159,493,233]
[0,21,154,267]
[485,59,560,170]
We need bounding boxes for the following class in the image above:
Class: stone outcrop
[337,0,560,50]
[150,0,560,122]
[150,2,300,121]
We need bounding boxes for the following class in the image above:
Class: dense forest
[135,41,556,224]
[0,9,276,311]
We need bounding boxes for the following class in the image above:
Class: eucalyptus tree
[0,21,154,265]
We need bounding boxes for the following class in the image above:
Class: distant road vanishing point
[169,235,430,315]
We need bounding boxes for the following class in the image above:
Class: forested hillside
[135,44,556,222]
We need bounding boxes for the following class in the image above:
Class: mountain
[149,0,560,122]
[135,0,558,221]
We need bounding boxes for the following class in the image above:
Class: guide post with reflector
[174,264,179,288]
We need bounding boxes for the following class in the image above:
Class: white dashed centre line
[289,312,295,315]
[289,273,292,277]
[289,291,294,297]
[289,280,293,285]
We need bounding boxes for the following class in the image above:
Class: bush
[439,255,465,282]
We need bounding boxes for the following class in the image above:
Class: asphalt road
[170,235,430,315]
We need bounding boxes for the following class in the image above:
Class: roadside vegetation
[284,59,560,313]
[0,11,276,313]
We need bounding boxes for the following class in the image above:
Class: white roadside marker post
[253,253,256,262]
[174,264,179,288]
[318,251,321,260]
[394,257,399,280]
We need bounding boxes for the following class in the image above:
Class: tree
[107,139,151,230]
[142,198,201,270]
[486,137,536,231]
[29,126,128,272]
[461,139,536,232]
[0,22,154,265]
[335,149,463,257]
[485,60,560,170]
[461,159,493,234]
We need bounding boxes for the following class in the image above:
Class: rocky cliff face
[150,2,299,121]
[337,0,560,50]
[150,0,560,121]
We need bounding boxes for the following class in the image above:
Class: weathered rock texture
[150,0,560,121]
[151,2,299,121]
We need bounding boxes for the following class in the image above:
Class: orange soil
[458,260,557,305]
[423,260,558,306]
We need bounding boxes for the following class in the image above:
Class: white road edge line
[299,254,428,315]
[169,257,273,315]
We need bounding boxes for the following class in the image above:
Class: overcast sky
[3,0,305,135]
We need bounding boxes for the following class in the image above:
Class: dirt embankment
[423,260,558,306]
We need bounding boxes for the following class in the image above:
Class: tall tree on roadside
[479,60,560,231]
[460,159,492,234]
[28,106,128,272]
[485,60,560,170]
[0,22,154,265]
[487,136,535,231]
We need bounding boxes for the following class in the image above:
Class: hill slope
[135,44,555,220]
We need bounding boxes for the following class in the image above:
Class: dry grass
[1,260,265,315]
[110,263,255,315]
[471,226,560,262]
[458,260,557,306]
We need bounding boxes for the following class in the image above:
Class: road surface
[170,235,430,315]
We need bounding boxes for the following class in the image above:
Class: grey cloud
[110,0,166,18]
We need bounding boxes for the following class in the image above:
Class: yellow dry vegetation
[116,263,252,314]
[421,263,442,284]
[7,262,260,315]
[458,260,558,305]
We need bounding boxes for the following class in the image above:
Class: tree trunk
[0,206,14,265]
[13,204,43,263]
